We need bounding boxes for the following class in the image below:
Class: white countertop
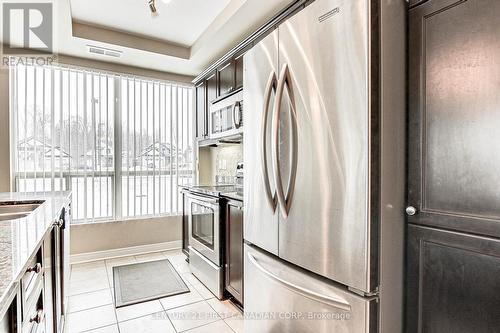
[0,191,71,315]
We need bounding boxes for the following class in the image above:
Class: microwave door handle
[273,63,298,219]
[234,101,242,129]
[262,71,278,211]
[232,102,238,129]
[232,102,236,128]
[247,252,352,311]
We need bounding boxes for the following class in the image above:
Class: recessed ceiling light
[161,0,172,3]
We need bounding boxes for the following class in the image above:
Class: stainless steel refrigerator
[243,0,406,332]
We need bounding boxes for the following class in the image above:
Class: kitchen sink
[0,201,44,220]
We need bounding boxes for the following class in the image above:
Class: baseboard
[70,240,182,264]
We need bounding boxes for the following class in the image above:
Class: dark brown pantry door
[408,0,500,237]
[407,0,500,332]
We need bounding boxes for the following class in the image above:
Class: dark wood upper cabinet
[206,72,217,105]
[194,51,246,142]
[217,60,235,96]
[195,81,207,139]
[234,54,244,90]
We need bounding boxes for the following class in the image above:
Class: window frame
[10,60,196,224]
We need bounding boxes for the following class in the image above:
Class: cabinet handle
[406,206,417,216]
[54,218,63,227]
[29,309,43,324]
[27,263,42,274]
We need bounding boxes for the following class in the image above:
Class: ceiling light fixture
[148,0,158,17]
[161,0,172,3]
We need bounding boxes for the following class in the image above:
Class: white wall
[70,215,181,255]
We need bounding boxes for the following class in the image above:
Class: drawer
[21,249,43,322]
[22,284,44,333]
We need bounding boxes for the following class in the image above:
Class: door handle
[247,252,351,311]
[29,309,44,324]
[262,71,278,212]
[273,63,298,219]
[26,263,42,274]
[232,101,242,129]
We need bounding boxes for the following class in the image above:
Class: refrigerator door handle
[247,252,352,311]
[273,63,298,219]
[262,71,278,212]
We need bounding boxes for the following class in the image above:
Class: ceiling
[70,0,231,47]
[42,0,296,77]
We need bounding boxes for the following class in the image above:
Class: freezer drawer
[189,247,223,299]
[244,244,376,333]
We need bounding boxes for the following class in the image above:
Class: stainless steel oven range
[187,193,221,266]
[186,185,236,299]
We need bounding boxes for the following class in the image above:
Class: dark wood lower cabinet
[225,200,243,305]
[52,207,69,333]
[181,191,189,257]
[43,230,55,333]
[407,224,500,332]
[0,204,71,333]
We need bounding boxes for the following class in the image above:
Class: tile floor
[65,250,244,333]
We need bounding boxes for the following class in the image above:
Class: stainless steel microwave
[209,91,243,140]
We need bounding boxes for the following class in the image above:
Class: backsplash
[198,144,243,184]
[212,145,243,183]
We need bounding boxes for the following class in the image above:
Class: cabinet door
[225,200,243,305]
[206,72,217,105]
[182,192,189,256]
[52,225,62,333]
[43,229,55,333]
[217,60,235,97]
[234,54,244,90]
[60,207,70,322]
[408,0,500,238]
[407,225,500,332]
[195,81,206,139]
[0,294,19,333]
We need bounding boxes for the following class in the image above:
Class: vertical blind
[10,62,194,223]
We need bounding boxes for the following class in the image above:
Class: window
[10,62,195,223]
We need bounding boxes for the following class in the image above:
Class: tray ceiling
[70,0,231,47]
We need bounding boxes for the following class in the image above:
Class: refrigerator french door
[245,0,374,290]
[243,0,387,331]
